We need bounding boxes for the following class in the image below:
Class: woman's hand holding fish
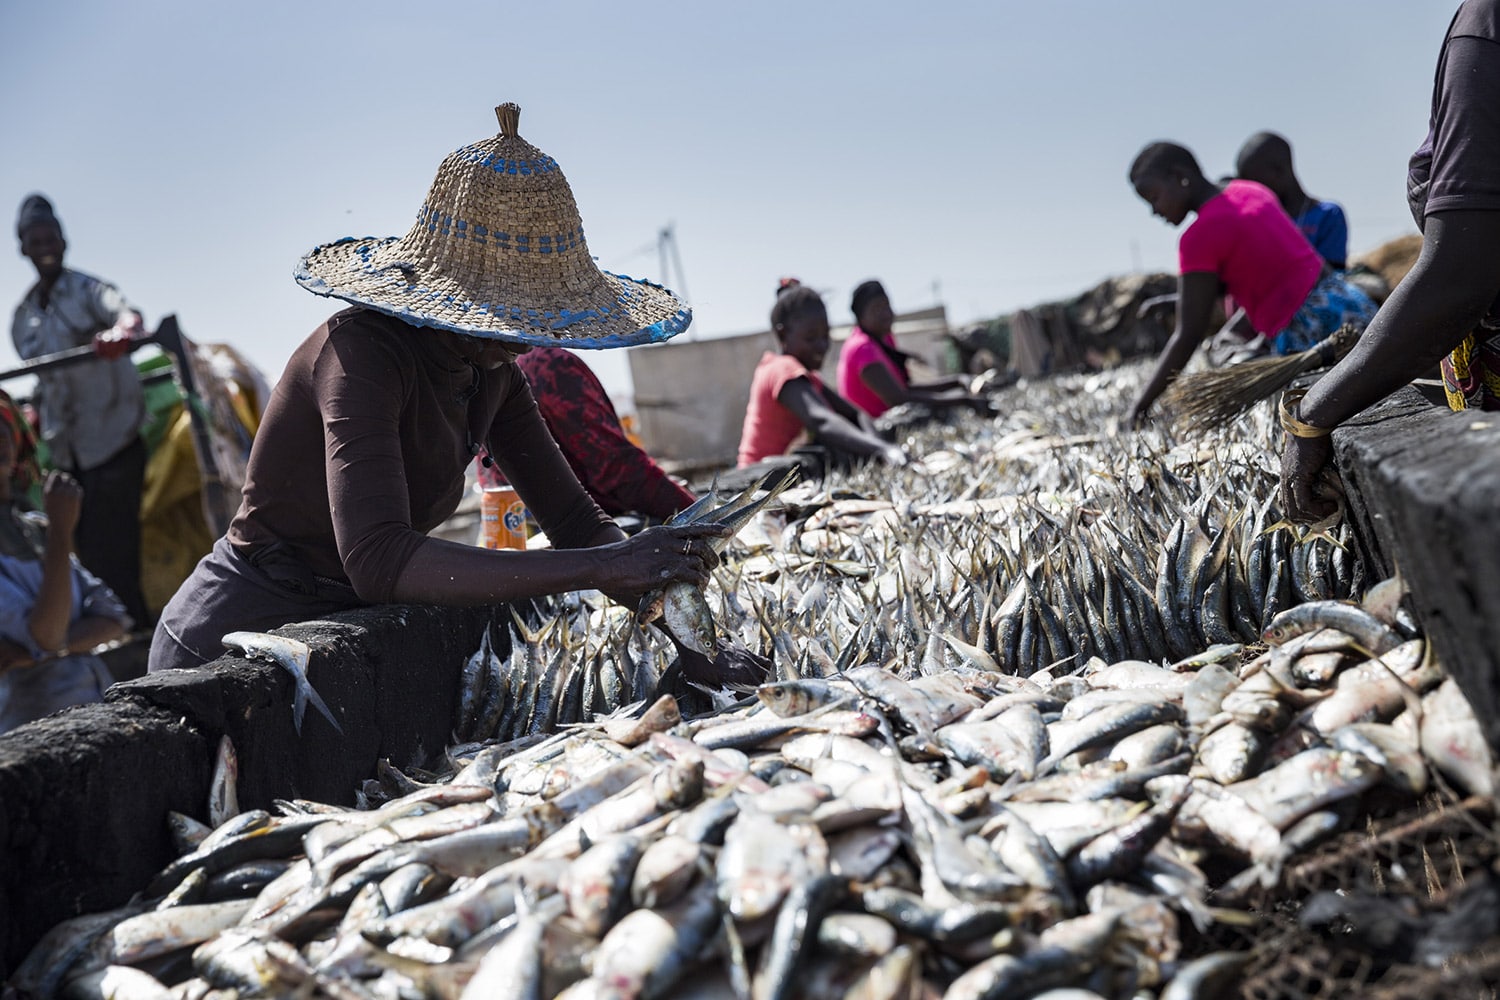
[600,522,729,595]
[1279,434,1338,524]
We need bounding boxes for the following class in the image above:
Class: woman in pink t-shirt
[837,279,990,418]
[1126,142,1376,425]
[738,285,908,468]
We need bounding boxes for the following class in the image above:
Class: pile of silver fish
[11,363,1496,1000]
[449,365,1367,751]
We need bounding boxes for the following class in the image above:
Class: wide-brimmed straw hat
[294,103,691,348]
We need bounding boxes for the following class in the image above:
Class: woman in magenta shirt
[1126,142,1376,425]
[837,280,988,418]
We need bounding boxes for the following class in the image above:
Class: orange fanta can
[480,485,529,550]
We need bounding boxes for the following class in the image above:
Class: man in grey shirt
[11,194,149,626]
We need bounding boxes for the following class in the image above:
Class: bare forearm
[913,375,971,392]
[65,615,127,653]
[389,526,626,607]
[864,365,973,409]
[1301,230,1500,427]
[807,411,890,458]
[1136,326,1202,411]
[903,386,981,408]
[1300,299,1468,427]
[1,617,128,674]
[28,534,75,652]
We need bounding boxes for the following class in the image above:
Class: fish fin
[297,674,343,735]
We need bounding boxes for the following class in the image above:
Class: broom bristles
[1163,351,1320,433]
[1163,324,1362,434]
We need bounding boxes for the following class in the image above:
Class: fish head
[682,618,719,659]
[1261,622,1292,646]
[757,682,793,712]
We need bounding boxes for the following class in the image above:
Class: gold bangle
[1280,388,1333,439]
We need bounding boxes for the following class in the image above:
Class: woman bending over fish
[148,104,735,676]
[737,284,910,469]
[1125,141,1377,426]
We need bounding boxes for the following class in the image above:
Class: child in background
[737,285,908,469]
[0,391,130,734]
[1235,132,1351,269]
[838,279,989,418]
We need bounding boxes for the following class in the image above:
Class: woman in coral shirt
[738,285,907,469]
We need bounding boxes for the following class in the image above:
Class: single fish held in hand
[639,467,801,656]
[222,631,342,735]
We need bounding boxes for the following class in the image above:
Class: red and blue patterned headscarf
[0,389,40,494]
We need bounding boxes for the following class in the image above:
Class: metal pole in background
[660,222,694,341]
[153,315,235,537]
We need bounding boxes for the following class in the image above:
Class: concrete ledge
[0,602,498,979]
[1333,384,1500,743]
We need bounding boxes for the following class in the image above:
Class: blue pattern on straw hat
[294,103,691,349]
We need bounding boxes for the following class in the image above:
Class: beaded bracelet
[1279,388,1333,439]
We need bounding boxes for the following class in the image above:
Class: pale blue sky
[0,1,1458,403]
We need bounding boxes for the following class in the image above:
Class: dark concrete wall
[0,603,496,980]
[1333,384,1500,744]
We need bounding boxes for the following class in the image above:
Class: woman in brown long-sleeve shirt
[148,104,725,674]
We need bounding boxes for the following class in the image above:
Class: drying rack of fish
[10,362,1500,999]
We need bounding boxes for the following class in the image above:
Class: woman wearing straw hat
[147,104,731,675]
[1124,142,1377,427]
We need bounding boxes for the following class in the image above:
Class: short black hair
[1128,142,1204,185]
[16,193,61,242]
[771,284,825,336]
[1236,131,1292,175]
[850,279,887,322]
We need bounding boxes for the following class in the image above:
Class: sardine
[1228,748,1381,830]
[221,631,342,735]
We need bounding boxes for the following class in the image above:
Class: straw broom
[1163,324,1361,434]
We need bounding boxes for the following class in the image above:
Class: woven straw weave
[295,103,690,348]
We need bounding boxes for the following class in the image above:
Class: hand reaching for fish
[599,522,728,597]
[1279,433,1339,523]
